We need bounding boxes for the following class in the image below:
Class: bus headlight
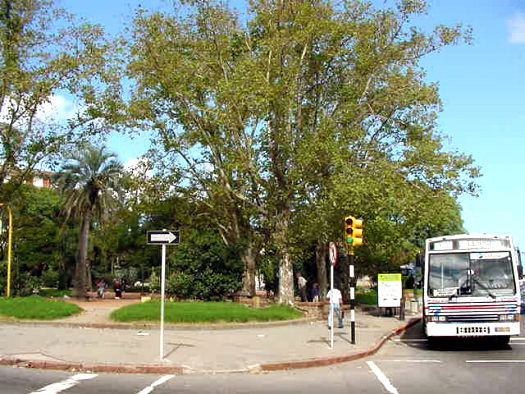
[426,315,447,322]
[499,314,518,322]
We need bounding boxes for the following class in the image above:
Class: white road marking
[466,360,525,364]
[30,373,97,394]
[137,375,175,394]
[367,361,399,394]
[380,359,442,363]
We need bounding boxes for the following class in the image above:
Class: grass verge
[38,288,72,298]
[0,296,81,320]
[111,301,303,323]
[356,289,378,305]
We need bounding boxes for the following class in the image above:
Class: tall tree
[0,0,122,201]
[125,0,479,304]
[56,145,123,298]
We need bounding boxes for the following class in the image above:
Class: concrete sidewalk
[0,299,421,374]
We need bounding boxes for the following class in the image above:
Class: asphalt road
[2,319,524,394]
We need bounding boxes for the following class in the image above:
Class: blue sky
[60,0,525,250]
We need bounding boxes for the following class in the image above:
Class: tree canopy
[0,0,122,201]
[0,0,483,302]
[122,0,479,303]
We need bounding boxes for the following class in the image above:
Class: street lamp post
[0,204,13,297]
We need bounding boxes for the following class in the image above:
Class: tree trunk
[277,249,294,305]
[73,210,91,298]
[274,207,294,305]
[315,241,328,299]
[240,243,257,297]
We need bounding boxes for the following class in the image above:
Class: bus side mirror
[517,248,523,280]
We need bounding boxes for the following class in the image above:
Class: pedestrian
[97,279,106,298]
[326,287,344,328]
[311,283,320,302]
[113,279,122,299]
[296,273,308,302]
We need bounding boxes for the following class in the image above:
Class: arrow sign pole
[160,243,166,360]
[146,230,179,360]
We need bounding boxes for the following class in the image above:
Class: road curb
[0,355,184,375]
[260,317,421,371]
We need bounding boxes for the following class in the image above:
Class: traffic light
[344,216,364,247]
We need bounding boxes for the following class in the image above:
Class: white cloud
[37,95,79,121]
[124,157,140,169]
[508,12,525,44]
[0,94,80,124]
[124,157,153,178]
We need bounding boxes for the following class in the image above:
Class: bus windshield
[428,251,516,298]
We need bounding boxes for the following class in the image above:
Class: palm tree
[56,145,123,298]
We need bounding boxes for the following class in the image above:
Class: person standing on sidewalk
[113,279,122,299]
[326,287,343,328]
[296,273,308,302]
[97,279,106,298]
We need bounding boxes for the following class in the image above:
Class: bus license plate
[456,326,490,335]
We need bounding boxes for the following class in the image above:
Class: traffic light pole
[343,215,363,346]
[348,247,356,345]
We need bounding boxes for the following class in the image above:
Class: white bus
[423,234,521,344]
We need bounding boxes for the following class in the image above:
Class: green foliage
[147,269,160,293]
[12,273,42,297]
[4,184,63,279]
[0,0,121,200]
[356,289,378,305]
[55,144,124,297]
[110,300,302,323]
[125,0,480,302]
[40,269,61,288]
[0,296,80,319]
[38,288,72,298]
[167,229,243,300]
[166,271,194,299]
[0,1,483,301]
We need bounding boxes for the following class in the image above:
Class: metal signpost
[328,242,337,349]
[147,230,180,360]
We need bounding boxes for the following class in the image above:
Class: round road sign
[329,242,338,265]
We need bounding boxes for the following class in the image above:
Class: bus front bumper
[426,322,520,337]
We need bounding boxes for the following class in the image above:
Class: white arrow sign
[147,230,180,245]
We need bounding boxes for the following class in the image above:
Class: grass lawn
[0,296,81,320]
[38,288,72,298]
[356,289,378,305]
[111,301,303,323]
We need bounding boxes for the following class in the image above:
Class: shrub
[14,273,42,297]
[41,268,60,288]
[167,271,194,299]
